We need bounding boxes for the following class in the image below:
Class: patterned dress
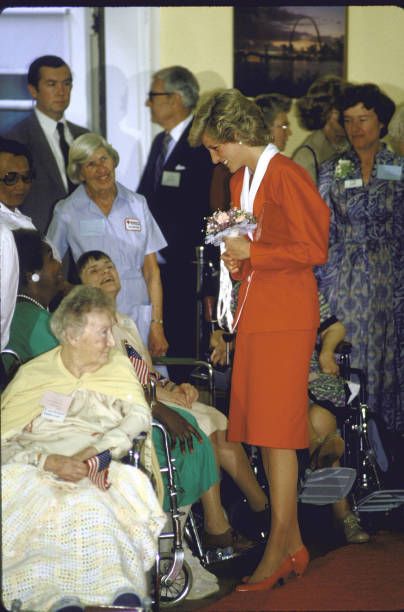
[316,145,404,431]
[309,292,346,413]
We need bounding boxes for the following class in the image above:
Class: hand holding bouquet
[204,207,257,332]
[205,208,257,246]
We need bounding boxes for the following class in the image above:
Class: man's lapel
[29,114,66,194]
[164,124,192,171]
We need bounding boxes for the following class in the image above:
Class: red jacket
[231,154,330,333]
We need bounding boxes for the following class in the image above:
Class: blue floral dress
[316,145,404,431]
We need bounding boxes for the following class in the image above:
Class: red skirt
[227,329,316,449]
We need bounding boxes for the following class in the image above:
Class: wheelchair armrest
[152,358,215,406]
[153,357,207,367]
[1,349,22,389]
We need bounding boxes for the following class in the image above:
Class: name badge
[376,164,402,181]
[344,178,363,189]
[161,170,181,188]
[40,391,72,422]
[80,219,105,236]
[125,218,141,231]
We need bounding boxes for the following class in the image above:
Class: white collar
[240,143,278,215]
[0,202,35,230]
[168,114,193,143]
[34,107,65,135]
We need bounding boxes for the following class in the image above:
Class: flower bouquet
[204,208,257,333]
[334,158,355,180]
[205,208,257,246]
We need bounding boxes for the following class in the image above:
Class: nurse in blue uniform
[47,133,168,356]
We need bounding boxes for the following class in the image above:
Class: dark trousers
[160,262,197,382]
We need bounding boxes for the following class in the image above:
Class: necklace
[17,293,48,311]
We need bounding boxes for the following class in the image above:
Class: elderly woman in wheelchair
[1,285,166,612]
[77,251,269,552]
[2,239,268,603]
[211,289,370,545]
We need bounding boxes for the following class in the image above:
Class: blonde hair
[189,88,269,147]
[67,133,119,184]
[50,285,115,342]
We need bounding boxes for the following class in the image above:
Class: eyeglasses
[274,123,290,131]
[148,91,171,101]
[0,172,34,186]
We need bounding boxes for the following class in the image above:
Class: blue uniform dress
[47,182,167,345]
[316,146,404,431]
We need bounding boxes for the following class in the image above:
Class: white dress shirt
[165,114,193,162]
[34,108,73,191]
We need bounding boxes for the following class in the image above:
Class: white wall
[0,7,91,129]
[104,6,160,190]
[159,6,404,158]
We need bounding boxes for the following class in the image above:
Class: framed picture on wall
[234,6,346,98]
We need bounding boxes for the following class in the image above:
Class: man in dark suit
[138,66,214,368]
[3,55,88,234]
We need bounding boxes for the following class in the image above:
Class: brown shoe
[202,528,256,552]
[310,433,345,470]
[341,512,370,544]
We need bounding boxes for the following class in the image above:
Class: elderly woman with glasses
[1,285,165,611]
[255,93,292,153]
[47,132,168,358]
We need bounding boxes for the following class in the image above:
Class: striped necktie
[154,131,172,190]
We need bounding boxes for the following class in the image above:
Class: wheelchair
[337,344,404,516]
[0,348,22,390]
[2,349,225,611]
[138,364,254,609]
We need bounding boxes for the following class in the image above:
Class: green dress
[5,300,58,369]
[153,406,219,511]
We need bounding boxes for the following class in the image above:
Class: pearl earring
[31,273,40,283]
[238,141,243,145]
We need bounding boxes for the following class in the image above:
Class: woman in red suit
[190,89,330,591]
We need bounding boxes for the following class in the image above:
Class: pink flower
[215,211,229,224]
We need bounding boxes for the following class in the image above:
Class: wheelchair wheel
[159,555,192,607]
[367,416,390,472]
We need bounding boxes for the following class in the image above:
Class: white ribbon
[240,143,278,214]
[216,144,278,332]
[217,242,235,331]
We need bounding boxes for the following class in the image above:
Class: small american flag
[124,340,168,387]
[124,341,151,386]
[86,449,112,491]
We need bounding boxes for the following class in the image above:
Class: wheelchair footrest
[353,489,404,512]
[299,467,356,505]
[203,546,240,565]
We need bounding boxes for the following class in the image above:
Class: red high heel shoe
[290,545,309,577]
[235,557,293,592]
